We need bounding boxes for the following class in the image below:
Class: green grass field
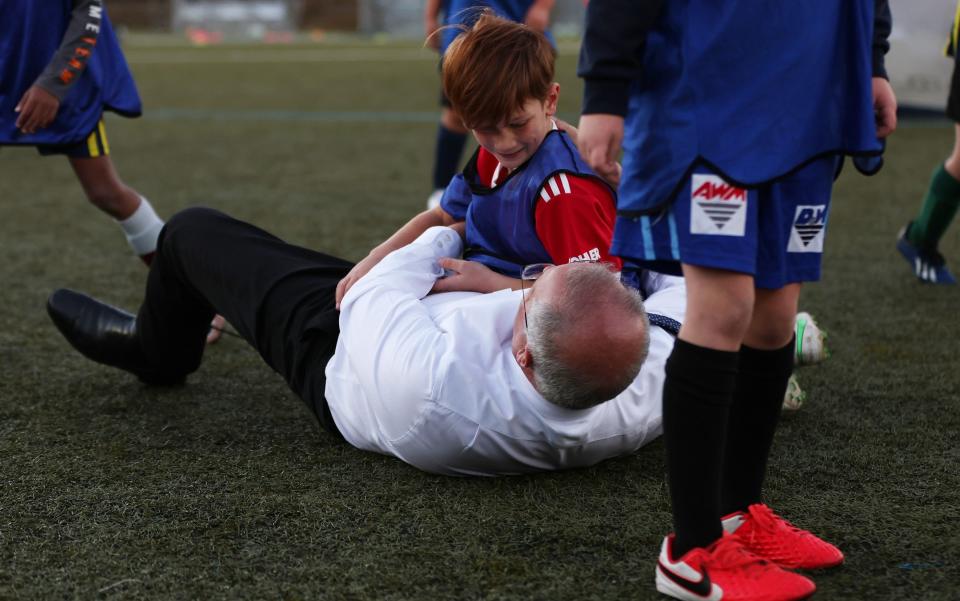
[1,38,958,599]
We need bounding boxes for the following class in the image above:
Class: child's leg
[908,123,960,249]
[721,283,800,515]
[664,264,753,557]
[68,154,163,260]
[432,107,469,191]
[68,154,140,220]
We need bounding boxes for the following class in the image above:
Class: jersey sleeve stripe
[539,187,552,202]
[559,172,572,194]
[548,176,561,196]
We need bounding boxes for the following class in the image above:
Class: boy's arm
[335,206,461,308]
[430,258,521,293]
[524,0,555,33]
[872,0,896,139]
[424,0,443,50]
[576,0,665,183]
[16,0,103,134]
[534,174,623,269]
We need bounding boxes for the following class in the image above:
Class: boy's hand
[524,4,550,32]
[577,114,624,188]
[15,85,60,134]
[431,259,517,294]
[336,253,385,309]
[872,76,897,139]
[425,15,441,50]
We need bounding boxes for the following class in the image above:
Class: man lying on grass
[46,207,685,476]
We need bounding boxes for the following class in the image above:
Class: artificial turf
[0,37,957,600]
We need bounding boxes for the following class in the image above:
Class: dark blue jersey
[441,130,617,278]
[0,0,141,146]
[440,1,554,54]
[614,0,882,217]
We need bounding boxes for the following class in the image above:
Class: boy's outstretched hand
[336,253,385,310]
[524,3,551,32]
[15,85,60,134]
[431,258,519,294]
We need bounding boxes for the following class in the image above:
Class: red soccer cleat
[655,533,816,601]
[722,503,844,570]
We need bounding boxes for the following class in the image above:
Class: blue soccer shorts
[612,156,837,289]
[36,118,110,158]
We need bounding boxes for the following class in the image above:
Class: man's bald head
[520,262,649,409]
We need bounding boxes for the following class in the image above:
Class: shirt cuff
[872,49,888,80]
[582,78,632,117]
[34,76,69,102]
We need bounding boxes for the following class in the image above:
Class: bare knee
[684,296,753,349]
[679,266,755,350]
[745,285,801,349]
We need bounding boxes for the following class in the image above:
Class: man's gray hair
[527,264,649,409]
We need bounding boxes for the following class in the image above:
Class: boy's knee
[745,314,796,349]
[711,301,754,341]
[685,297,753,348]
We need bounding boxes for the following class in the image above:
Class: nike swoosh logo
[658,561,714,597]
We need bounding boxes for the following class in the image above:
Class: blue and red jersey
[441,130,622,278]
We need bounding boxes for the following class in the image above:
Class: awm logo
[787,205,827,253]
[690,174,747,236]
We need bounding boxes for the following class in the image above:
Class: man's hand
[336,252,386,309]
[872,76,897,139]
[431,259,518,294]
[15,86,60,134]
[524,3,551,32]
[577,114,625,188]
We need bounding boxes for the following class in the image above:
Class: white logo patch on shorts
[787,205,827,253]
[690,174,748,236]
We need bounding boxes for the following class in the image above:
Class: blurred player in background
[577,1,895,599]
[424,0,555,210]
[0,0,224,342]
[897,0,960,284]
[1,0,162,264]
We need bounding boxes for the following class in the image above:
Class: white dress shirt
[326,227,686,476]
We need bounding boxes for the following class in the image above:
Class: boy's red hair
[441,12,556,130]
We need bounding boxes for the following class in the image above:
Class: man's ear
[544,82,560,117]
[515,346,533,370]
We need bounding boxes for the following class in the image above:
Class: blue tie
[647,313,681,336]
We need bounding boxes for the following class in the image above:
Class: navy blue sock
[432,125,468,190]
[663,339,739,558]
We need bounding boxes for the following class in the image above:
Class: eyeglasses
[520,260,621,328]
[520,263,554,330]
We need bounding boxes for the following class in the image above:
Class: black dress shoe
[47,289,185,386]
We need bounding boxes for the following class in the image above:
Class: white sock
[118,196,164,256]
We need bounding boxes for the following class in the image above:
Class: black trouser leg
[136,207,354,433]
